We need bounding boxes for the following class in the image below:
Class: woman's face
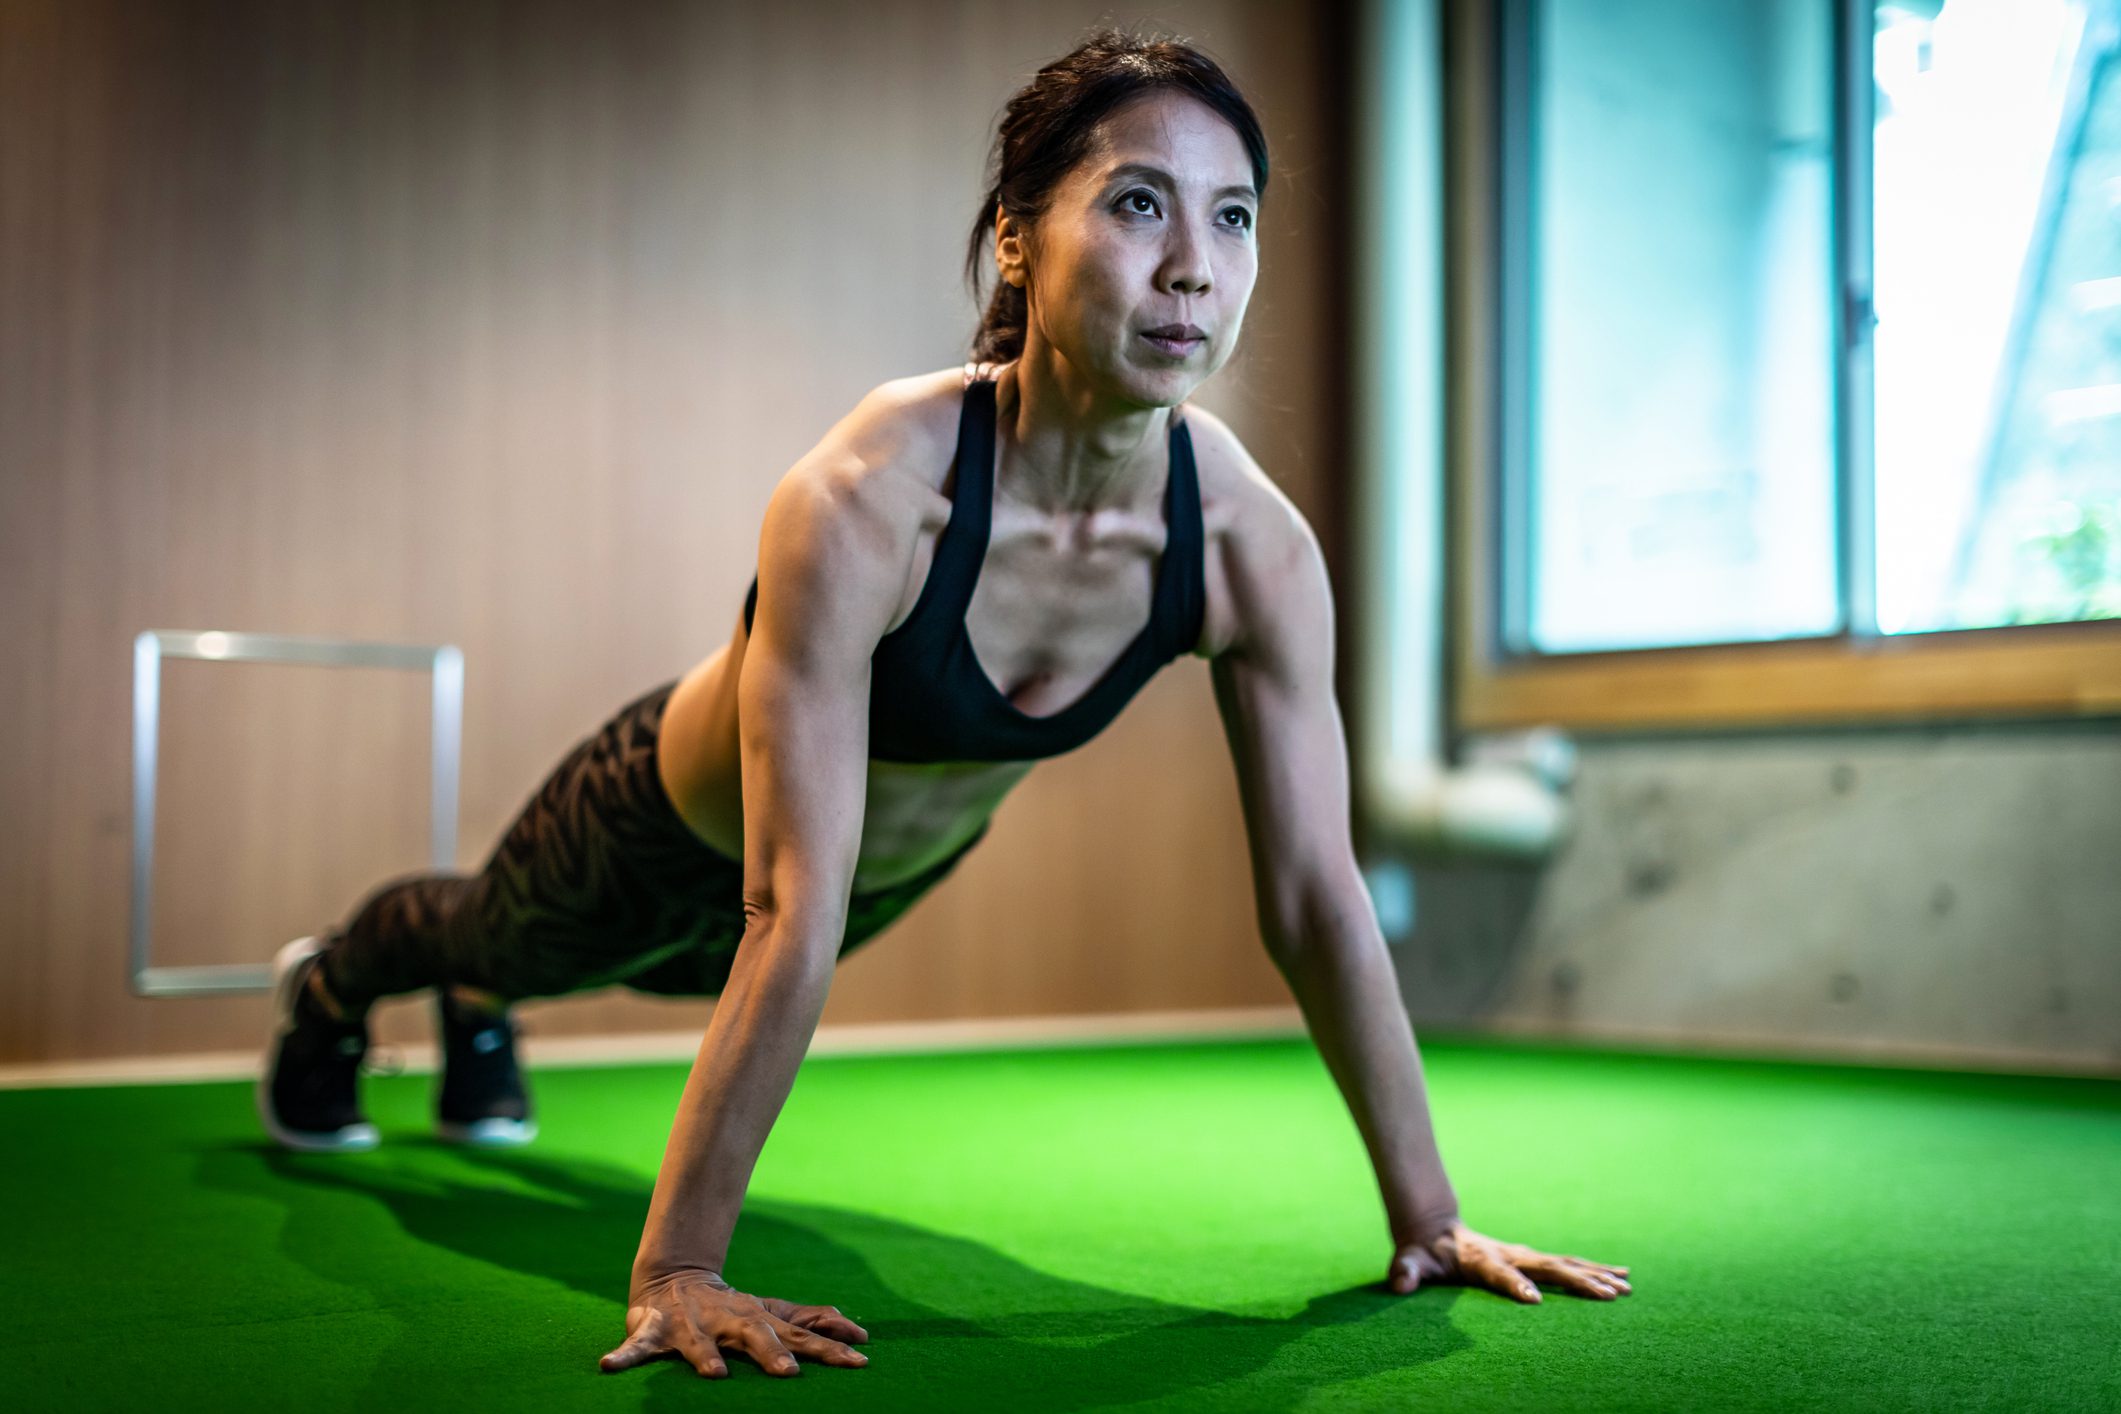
[1000,89,1259,408]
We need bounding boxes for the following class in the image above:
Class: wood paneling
[0,0,1344,1062]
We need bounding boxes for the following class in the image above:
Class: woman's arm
[606,434,919,1377]
[1207,494,1460,1246]
[1208,475,1629,1305]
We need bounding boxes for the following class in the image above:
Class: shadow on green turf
[196,1140,1469,1409]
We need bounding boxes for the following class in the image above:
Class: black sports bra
[743,377,1205,763]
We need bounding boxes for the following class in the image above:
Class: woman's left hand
[1387,1221,1631,1303]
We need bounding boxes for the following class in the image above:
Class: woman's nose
[1162,224,1212,295]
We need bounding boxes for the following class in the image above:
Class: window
[1504,0,1841,655]
[1873,0,2121,633]
[1454,0,2121,729]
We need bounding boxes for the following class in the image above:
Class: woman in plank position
[259,27,1630,1380]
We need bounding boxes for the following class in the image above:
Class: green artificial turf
[3,1035,2116,1412]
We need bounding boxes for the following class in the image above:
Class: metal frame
[129,630,463,997]
[1493,0,1539,659]
[1835,0,1878,642]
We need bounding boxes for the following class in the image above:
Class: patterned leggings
[317,679,984,1008]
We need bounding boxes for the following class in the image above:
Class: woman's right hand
[599,1268,871,1378]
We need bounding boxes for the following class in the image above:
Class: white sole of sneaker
[436,1116,539,1147]
[257,935,381,1153]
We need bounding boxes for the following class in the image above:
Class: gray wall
[1381,723,2121,1076]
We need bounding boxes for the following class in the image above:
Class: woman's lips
[1141,332,1204,357]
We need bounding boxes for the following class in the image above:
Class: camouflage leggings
[318,679,984,1007]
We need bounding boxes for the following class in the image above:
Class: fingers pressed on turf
[670,1329,729,1380]
[741,1322,801,1377]
[776,1318,867,1367]
[1469,1252,1540,1303]
[1569,1259,1630,1292]
[782,1303,869,1344]
[599,1333,666,1373]
[1562,1252,1630,1278]
[809,1310,871,1343]
[806,1333,870,1367]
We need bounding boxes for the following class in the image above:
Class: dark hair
[964,26,1270,366]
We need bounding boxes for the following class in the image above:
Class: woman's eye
[1116,191,1250,229]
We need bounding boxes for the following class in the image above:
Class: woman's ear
[994,208,1029,290]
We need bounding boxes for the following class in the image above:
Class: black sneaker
[434,990,537,1147]
[258,936,380,1152]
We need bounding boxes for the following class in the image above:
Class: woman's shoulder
[1171,400,1326,663]
[751,368,976,632]
[842,363,990,474]
[775,365,982,527]
[1170,400,1307,552]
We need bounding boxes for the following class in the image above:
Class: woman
[260,28,1631,1381]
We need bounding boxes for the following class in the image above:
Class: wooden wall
[0,0,1348,1062]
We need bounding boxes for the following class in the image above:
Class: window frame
[1448,0,2121,734]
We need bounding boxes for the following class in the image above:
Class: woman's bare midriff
[654,625,1033,896]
